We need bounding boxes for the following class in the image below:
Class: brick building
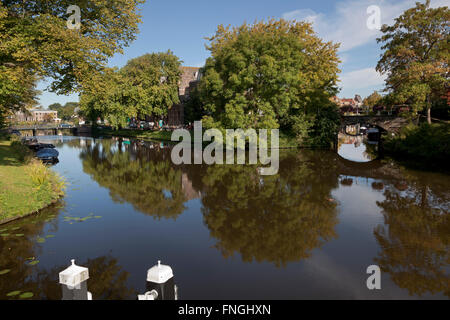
[165,66,201,126]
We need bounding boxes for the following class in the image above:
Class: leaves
[27,260,40,266]
[19,292,34,299]
[80,51,182,129]
[376,1,449,120]
[0,269,11,275]
[1,0,144,120]
[6,291,21,297]
[36,237,45,243]
[195,18,340,146]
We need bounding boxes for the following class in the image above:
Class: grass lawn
[0,139,65,224]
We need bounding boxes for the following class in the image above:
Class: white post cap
[146,260,173,284]
[59,259,89,287]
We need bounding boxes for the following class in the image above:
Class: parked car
[60,123,72,128]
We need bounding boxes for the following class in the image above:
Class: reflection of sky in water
[2,136,447,300]
[338,137,375,163]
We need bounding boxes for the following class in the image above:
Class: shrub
[384,123,450,167]
[26,159,51,186]
[10,139,33,163]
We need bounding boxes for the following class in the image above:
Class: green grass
[0,138,65,224]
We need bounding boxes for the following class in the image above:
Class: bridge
[341,115,409,134]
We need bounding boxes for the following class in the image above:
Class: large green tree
[80,51,182,128]
[376,0,449,124]
[363,91,383,108]
[0,0,144,125]
[194,19,340,146]
[120,51,182,117]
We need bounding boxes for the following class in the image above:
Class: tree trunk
[426,95,432,124]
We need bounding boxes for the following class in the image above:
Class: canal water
[0,136,448,299]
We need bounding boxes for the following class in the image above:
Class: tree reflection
[0,203,61,299]
[33,255,135,300]
[374,175,450,297]
[80,140,186,220]
[201,151,340,267]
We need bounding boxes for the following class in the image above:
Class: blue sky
[37,0,447,108]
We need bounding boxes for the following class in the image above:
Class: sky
[37,0,448,108]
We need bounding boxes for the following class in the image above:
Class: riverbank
[383,123,450,171]
[95,127,301,148]
[0,137,66,225]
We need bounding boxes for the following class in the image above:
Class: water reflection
[80,139,187,220]
[0,202,135,299]
[201,154,339,267]
[374,173,450,297]
[338,133,378,162]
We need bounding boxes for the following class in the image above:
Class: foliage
[194,19,340,146]
[80,51,182,129]
[120,52,182,117]
[374,177,449,297]
[49,102,79,121]
[0,0,144,122]
[376,0,450,123]
[383,123,450,167]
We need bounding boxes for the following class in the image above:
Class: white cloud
[282,0,449,52]
[339,68,386,90]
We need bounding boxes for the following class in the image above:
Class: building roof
[179,66,201,97]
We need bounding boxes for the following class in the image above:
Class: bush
[384,123,450,166]
[292,105,340,148]
[10,139,33,162]
[25,159,66,195]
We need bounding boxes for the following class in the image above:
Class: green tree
[49,102,79,121]
[0,0,144,124]
[80,51,182,129]
[80,139,187,220]
[195,19,341,145]
[120,51,182,118]
[376,0,450,124]
[363,91,382,108]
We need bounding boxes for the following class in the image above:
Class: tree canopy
[0,0,144,126]
[363,91,383,108]
[49,102,79,121]
[376,0,449,123]
[80,51,182,128]
[192,19,341,146]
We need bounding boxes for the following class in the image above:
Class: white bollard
[59,259,92,300]
[140,260,177,300]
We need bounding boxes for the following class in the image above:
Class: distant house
[331,96,343,107]
[13,109,60,123]
[341,99,356,107]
